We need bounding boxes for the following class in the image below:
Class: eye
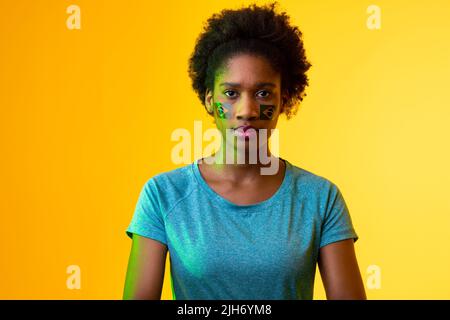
[257,90,271,98]
[224,90,238,98]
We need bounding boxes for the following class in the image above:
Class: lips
[233,125,258,139]
[234,125,257,132]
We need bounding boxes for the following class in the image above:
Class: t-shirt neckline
[191,156,293,212]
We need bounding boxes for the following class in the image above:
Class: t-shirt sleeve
[126,178,168,246]
[319,182,358,248]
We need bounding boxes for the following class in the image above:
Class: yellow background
[1,0,449,299]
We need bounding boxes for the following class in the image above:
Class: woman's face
[205,53,285,154]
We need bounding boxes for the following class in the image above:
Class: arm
[318,238,366,300]
[123,234,168,300]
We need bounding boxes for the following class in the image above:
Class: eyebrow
[219,82,276,88]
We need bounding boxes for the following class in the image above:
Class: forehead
[215,53,280,88]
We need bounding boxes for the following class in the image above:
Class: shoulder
[141,163,196,212]
[288,160,337,193]
[286,160,343,210]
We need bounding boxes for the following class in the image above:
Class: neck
[199,142,282,182]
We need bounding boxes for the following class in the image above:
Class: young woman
[123,2,366,300]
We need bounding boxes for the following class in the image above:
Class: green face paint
[214,101,232,119]
[260,104,275,120]
[214,102,226,119]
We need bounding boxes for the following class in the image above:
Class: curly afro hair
[188,1,312,120]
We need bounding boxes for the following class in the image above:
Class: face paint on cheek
[260,104,276,120]
[214,101,232,119]
[214,102,226,119]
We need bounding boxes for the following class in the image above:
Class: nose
[235,95,259,121]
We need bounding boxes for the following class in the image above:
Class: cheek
[214,101,233,120]
[259,104,276,120]
[212,112,229,132]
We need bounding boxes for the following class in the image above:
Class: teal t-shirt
[126,158,358,300]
